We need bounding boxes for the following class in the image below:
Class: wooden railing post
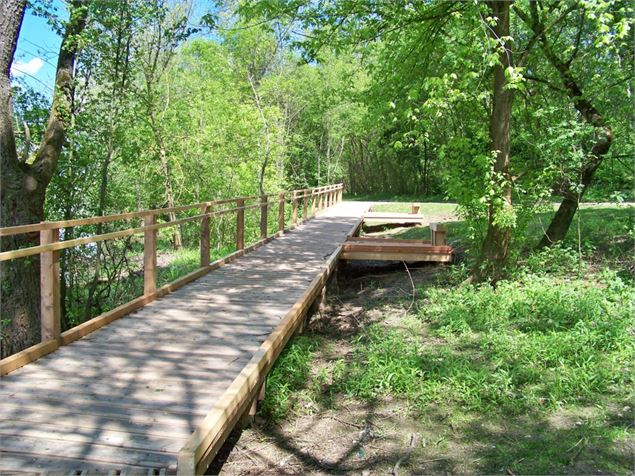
[302,192,308,222]
[278,192,285,232]
[338,185,343,202]
[236,198,245,251]
[260,195,268,239]
[40,226,60,343]
[310,189,316,217]
[292,191,298,225]
[278,192,285,231]
[430,222,448,246]
[143,213,157,296]
[200,204,211,267]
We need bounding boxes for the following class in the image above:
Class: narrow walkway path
[0,201,369,474]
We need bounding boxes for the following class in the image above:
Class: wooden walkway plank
[0,201,370,474]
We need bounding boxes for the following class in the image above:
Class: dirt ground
[209,262,634,476]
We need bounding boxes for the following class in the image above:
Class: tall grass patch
[260,335,319,421]
[337,273,634,414]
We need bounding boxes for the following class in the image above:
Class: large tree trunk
[474,0,514,282]
[0,0,88,357]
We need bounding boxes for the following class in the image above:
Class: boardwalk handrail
[0,184,342,239]
[0,183,344,375]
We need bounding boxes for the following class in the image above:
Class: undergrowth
[338,271,634,414]
[260,335,320,421]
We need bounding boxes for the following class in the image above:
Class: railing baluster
[236,198,245,250]
[278,192,285,232]
[200,204,211,267]
[40,226,61,343]
[302,192,308,222]
[260,195,268,239]
[143,213,157,296]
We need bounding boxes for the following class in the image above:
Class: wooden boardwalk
[0,201,368,475]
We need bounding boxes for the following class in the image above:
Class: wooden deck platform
[0,202,369,475]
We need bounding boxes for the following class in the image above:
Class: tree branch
[30,0,88,185]
[566,9,585,67]
[523,72,566,92]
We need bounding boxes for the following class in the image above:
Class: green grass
[260,335,320,421]
[333,271,634,413]
[345,192,448,202]
[371,201,458,217]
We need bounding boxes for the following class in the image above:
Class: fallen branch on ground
[391,432,419,475]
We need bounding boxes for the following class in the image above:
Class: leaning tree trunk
[535,31,612,247]
[473,0,514,282]
[0,0,88,357]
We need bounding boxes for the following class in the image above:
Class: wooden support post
[338,187,343,203]
[239,396,257,429]
[430,222,448,246]
[292,191,298,225]
[200,204,211,267]
[278,192,285,232]
[40,227,61,343]
[259,195,268,239]
[239,380,265,428]
[143,214,157,296]
[236,198,245,250]
[411,203,421,215]
[302,192,308,222]
[311,190,316,217]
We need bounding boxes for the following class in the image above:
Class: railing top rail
[0,183,343,238]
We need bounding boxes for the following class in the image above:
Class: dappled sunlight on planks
[0,200,369,474]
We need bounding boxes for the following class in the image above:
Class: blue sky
[11,1,216,100]
[12,1,67,98]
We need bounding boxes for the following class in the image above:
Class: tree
[474,1,515,280]
[133,0,193,250]
[0,0,88,357]
[514,0,629,246]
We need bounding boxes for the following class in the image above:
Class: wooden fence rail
[0,183,344,375]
